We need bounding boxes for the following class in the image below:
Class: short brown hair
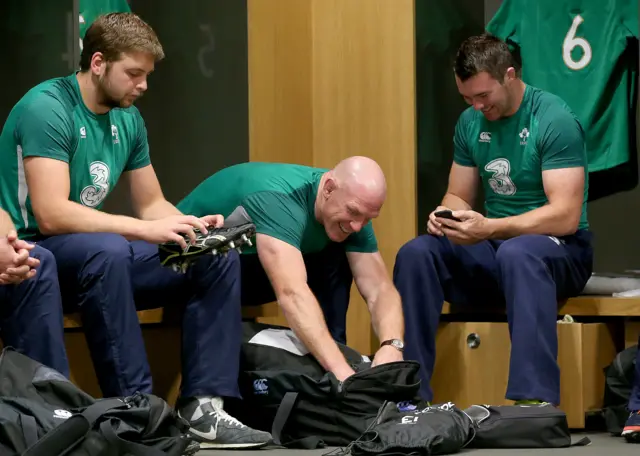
[454,33,520,82]
[80,12,164,71]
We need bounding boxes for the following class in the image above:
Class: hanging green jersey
[79,0,131,41]
[486,0,638,173]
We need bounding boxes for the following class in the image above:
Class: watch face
[392,340,404,349]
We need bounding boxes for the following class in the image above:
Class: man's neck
[503,79,526,117]
[76,71,110,115]
[314,173,328,223]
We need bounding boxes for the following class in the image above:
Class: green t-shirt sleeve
[124,109,151,171]
[15,96,75,162]
[485,0,520,48]
[453,113,476,167]
[344,221,379,253]
[538,110,586,170]
[242,191,307,250]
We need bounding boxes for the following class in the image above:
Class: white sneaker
[178,397,273,449]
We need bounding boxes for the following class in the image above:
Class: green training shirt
[453,85,589,230]
[0,73,151,239]
[177,162,379,255]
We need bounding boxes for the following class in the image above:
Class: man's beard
[97,72,134,109]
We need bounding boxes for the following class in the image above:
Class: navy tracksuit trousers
[393,231,593,405]
[0,233,242,400]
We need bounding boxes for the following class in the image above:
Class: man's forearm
[0,209,16,237]
[137,199,182,221]
[441,192,472,211]
[38,200,144,238]
[368,283,404,343]
[487,204,580,239]
[279,287,352,375]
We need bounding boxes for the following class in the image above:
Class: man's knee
[495,235,548,265]
[71,233,133,268]
[395,234,443,266]
[29,244,58,279]
[197,248,241,280]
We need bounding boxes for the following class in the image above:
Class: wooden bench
[60,296,640,428]
[61,303,282,406]
[432,295,640,429]
[62,304,280,329]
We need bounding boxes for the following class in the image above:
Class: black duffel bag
[225,322,422,448]
[464,403,591,449]
[346,401,474,456]
[0,347,194,455]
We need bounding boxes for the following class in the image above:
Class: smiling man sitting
[393,34,593,408]
[178,157,406,382]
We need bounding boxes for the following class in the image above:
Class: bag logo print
[253,378,268,395]
[53,409,72,419]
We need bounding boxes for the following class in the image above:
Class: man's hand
[371,344,404,367]
[427,205,451,236]
[0,231,40,285]
[200,214,224,229]
[438,210,493,245]
[141,215,211,250]
[334,365,357,382]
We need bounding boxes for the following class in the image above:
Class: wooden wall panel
[310,0,417,353]
[247,0,313,165]
[247,0,417,354]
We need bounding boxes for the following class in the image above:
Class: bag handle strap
[271,392,325,449]
[20,415,39,449]
[22,398,129,456]
[570,436,592,446]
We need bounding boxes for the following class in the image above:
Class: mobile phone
[434,209,461,222]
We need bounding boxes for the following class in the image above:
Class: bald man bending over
[178,158,405,380]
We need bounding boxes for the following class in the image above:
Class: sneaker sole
[196,440,271,450]
[622,428,640,443]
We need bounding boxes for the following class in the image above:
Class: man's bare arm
[0,208,16,237]
[126,164,182,220]
[441,163,480,210]
[257,233,355,380]
[25,157,145,238]
[348,251,403,343]
[488,167,584,238]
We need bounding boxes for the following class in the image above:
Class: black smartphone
[434,209,461,222]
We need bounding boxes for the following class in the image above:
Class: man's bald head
[316,156,387,243]
[331,156,387,206]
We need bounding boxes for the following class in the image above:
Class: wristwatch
[380,338,404,352]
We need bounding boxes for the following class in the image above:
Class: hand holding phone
[434,209,462,222]
[429,206,457,236]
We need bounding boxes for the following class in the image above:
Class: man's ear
[505,66,517,81]
[90,52,107,76]
[323,177,338,197]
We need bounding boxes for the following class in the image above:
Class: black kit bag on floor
[339,401,474,456]
[224,322,422,449]
[601,344,637,435]
[0,347,194,456]
[463,403,591,449]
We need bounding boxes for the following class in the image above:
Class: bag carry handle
[271,392,325,449]
[20,415,39,449]
[22,398,129,456]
